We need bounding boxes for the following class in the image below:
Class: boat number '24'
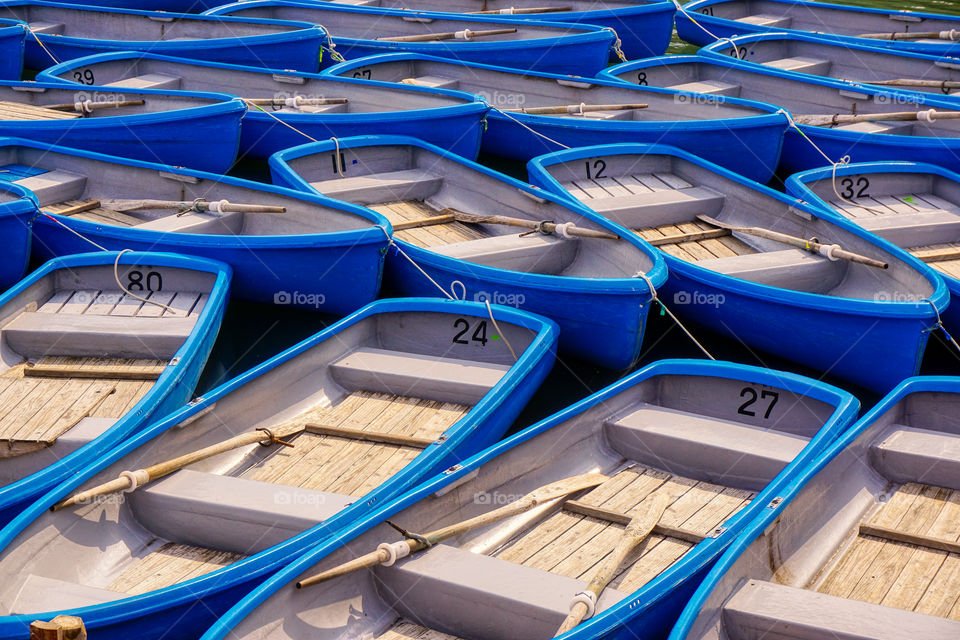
[738,386,779,419]
[453,318,489,346]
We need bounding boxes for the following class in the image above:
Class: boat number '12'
[585,159,607,180]
[453,318,489,346]
[126,270,163,293]
[737,386,779,419]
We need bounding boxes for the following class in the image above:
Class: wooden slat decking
[0,100,80,121]
[44,199,142,227]
[910,242,960,280]
[107,542,244,596]
[563,172,693,200]
[635,221,756,262]
[242,390,470,497]
[494,466,754,594]
[376,621,463,640]
[36,288,207,318]
[816,482,960,619]
[370,200,490,248]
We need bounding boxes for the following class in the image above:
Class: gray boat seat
[309,168,443,204]
[131,470,355,555]
[27,21,64,35]
[605,403,808,491]
[3,311,196,360]
[736,14,793,28]
[763,56,832,75]
[375,543,628,640]
[574,109,637,121]
[330,346,509,405]
[666,79,742,97]
[433,232,578,275]
[281,103,348,115]
[723,579,960,640]
[106,73,183,91]
[10,574,123,615]
[12,170,87,207]
[401,75,460,90]
[582,186,726,228]
[696,249,842,291]
[832,121,914,135]
[857,209,960,246]
[870,425,960,491]
[134,210,243,234]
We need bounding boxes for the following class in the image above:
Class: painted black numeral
[453,318,489,346]
[738,386,779,419]
[636,71,648,86]
[352,69,372,79]
[840,176,870,199]
[330,151,346,175]
[584,159,607,180]
[700,7,714,15]
[73,69,95,85]
[126,270,163,293]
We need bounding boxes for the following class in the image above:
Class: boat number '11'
[453,318,490,346]
[737,386,779,419]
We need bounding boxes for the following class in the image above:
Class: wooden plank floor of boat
[494,466,755,593]
[369,200,490,248]
[376,621,462,640]
[0,100,81,121]
[108,543,243,596]
[815,482,960,619]
[44,199,142,227]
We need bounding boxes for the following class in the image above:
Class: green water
[668,0,960,53]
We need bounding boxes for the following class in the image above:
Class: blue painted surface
[0,298,558,640]
[0,81,244,173]
[786,160,960,342]
[677,0,960,56]
[324,54,789,184]
[667,375,960,640]
[0,183,34,292]
[270,134,669,370]
[0,251,230,525]
[0,1,326,72]
[203,1,617,76]
[0,20,24,80]
[1,138,389,311]
[198,359,860,640]
[600,54,960,176]
[37,52,489,160]
[528,143,950,392]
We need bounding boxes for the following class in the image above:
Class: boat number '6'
[126,270,163,293]
[738,386,779,419]
[452,318,489,346]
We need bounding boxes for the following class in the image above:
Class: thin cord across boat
[602,27,628,63]
[376,224,456,300]
[484,299,518,361]
[484,104,571,149]
[26,27,61,65]
[113,249,184,316]
[242,99,319,142]
[331,137,346,178]
[924,299,960,356]
[669,0,741,60]
[635,271,716,360]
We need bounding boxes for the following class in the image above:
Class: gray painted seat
[433,233,578,275]
[308,169,443,205]
[402,75,459,90]
[13,170,87,207]
[134,210,243,234]
[3,312,197,360]
[856,210,960,246]
[131,470,355,555]
[605,403,809,491]
[107,74,183,90]
[330,347,510,404]
[723,579,960,640]
[737,14,792,28]
[870,425,960,491]
[375,543,629,640]
[696,249,841,290]
[764,56,832,75]
[585,186,726,228]
[11,575,124,614]
[667,79,742,97]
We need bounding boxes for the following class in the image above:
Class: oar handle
[377,27,517,42]
[45,99,145,112]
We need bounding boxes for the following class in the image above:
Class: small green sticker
[492,334,501,340]
[903,196,915,203]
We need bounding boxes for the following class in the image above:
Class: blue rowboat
[313,0,676,60]
[677,0,960,57]
[599,55,960,176]
[700,32,960,98]
[0,183,34,291]
[0,138,389,311]
[528,143,949,393]
[203,1,617,76]
[323,53,789,184]
[0,250,230,526]
[0,297,556,640]
[668,375,960,640]
[0,20,24,80]
[39,0,225,9]
[37,52,489,160]
[786,160,960,346]
[0,81,244,173]
[0,1,327,73]
[196,358,859,640]
[269,134,667,370]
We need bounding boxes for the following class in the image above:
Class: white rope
[484,299,518,361]
[377,225,455,300]
[602,27,628,62]
[635,271,716,360]
[113,249,184,316]
[26,27,61,65]
[485,103,571,149]
[670,0,741,59]
[242,99,319,142]
[450,280,467,301]
[330,137,346,178]
[39,211,108,251]
[925,299,960,356]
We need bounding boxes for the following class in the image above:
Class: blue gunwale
[198,358,860,640]
[0,297,558,639]
[0,181,36,291]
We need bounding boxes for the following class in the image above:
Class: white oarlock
[918,108,939,122]
[74,100,93,115]
[818,243,843,261]
[455,29,473,40]
[940,29,959,41]
[378,540,412,567]
[207,199,230,215]
[554,222,575,239]
[569,590,597,619]
[119,469,150,493]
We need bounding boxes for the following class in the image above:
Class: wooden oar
[696,215,889,268]
[99,199,286,214]
[45,99,145,112]
[52,426,298,511]
[861,78,960,90]
[392,213,456,231]
[451,210,620,239]
[504,103,648,115]
[858,29,960,41]
[470,6,571,14]
[918,247,960,263]
[244,97,348,107]
[44,200,102,217]
[295,472,609,589]
[553,491,674,636]
[793,109,960,127]
[377,27,517,42]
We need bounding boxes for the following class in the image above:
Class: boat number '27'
[453,318,490,346]
[737,386,779,419]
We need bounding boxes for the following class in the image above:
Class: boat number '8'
[126,270,163,293]
[584,159,607,180]
[73,69,95,85]
[737,386,779,419]
[839,176,869,199]
[452,318,489,346]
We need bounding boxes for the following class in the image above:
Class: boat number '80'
[126,269,164,293]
